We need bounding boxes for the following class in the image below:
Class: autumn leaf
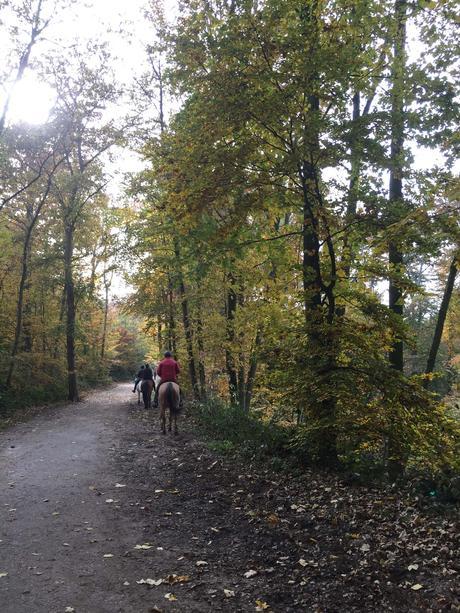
[266,513,279,526]
[224,589,235,598]
[298,559,308,567]
[136,578,163,586]
[244,569,258,578]
[164,593,177,601]
[166,574,190,584]
[255,599,270,611]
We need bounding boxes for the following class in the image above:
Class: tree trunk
[100,272,110,359]
[225,273,238,405]
[388,0,407,373]
[174,241,199,400]
[298,135,338,466]
[425,255,458,382]
[157,315,163,355]
[5,233,32,387]
[196,313,206,400]
[341,91,362,282]
[5,176,53,386]
[64,224,79,401]
[387,0,407,480]
[244,326,261,411]
[167,276,177,354]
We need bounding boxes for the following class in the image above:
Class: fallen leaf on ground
[255,600,270,611]
[64,608,75,612]
[105,499,114,503]
[0,573,8,578]
[411,584,424,591]
[164,593,177,601]
[408,564,419,571]
[244,569,258,578]
[166,574,190,584]
[115,483,126,488]
[266,513,279,526]
[134,544,153,550]
[196,561,208,566]
[298,559,308,567]
[136,578,163,586]
[224,589,235,598]
[103,554,114,558]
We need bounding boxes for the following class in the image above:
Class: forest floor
[0,383,458,613]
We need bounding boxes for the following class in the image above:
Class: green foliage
[125,0,460,479]
[191,397,290,461]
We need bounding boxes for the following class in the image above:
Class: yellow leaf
[266,513,279,526]
[166,574,190,584]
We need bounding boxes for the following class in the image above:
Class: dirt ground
[0,383,458,613]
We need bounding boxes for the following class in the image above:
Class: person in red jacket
[153,351,181,408]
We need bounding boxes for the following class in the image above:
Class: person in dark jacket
[132,365,145,393]
[142,363,154,381]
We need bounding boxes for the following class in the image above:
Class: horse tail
[167,382,181,415]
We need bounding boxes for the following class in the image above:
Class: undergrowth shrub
[190,396,290,460]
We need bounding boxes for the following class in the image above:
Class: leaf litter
[110,400,460,612]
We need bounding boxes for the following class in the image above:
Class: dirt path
[0,384,458,613]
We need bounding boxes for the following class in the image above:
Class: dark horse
[141,379,154,409]
[158,382,181,435]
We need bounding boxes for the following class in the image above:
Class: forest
[0,0,459,481]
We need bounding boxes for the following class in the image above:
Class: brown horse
[141,379,154,409]
[158,382,180,435]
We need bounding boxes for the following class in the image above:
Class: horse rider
[142,363,155,384]
[153,351,181,408]
[132,364,145,393]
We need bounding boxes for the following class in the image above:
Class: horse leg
[174,413,178,436]
[168,408,172,433]
[160,407,166,435]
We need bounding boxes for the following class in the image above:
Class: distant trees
[0,5,136,410]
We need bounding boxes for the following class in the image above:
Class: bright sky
[1,0,178,298]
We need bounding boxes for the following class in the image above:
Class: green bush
[190,396,290,460]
